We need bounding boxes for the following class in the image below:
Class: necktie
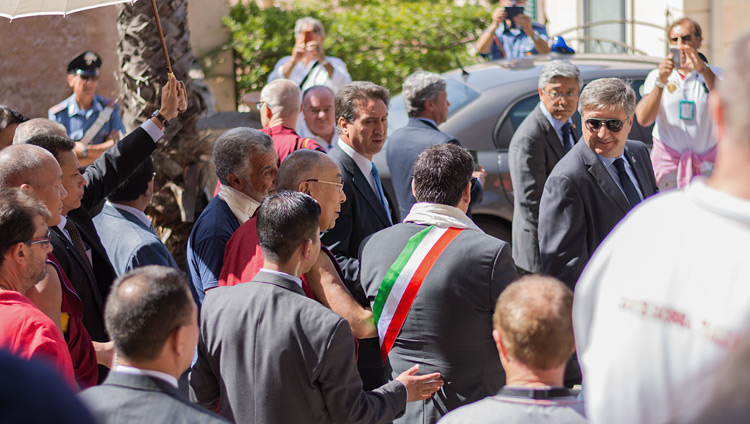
[370,164,393,224]
[64,220,93,270]
[561,122,573,152]
[614,158,642,209]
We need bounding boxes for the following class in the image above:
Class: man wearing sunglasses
[49,51,125,166]
[635,17,721,190]
[538,78,658,289]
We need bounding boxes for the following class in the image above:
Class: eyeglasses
[542,90,579,100]
[584,118,625,133]
[255,101,265,111]
[669,34,694,44]
[23,229,51,248]
[305,179,344,192]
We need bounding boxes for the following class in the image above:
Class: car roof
[444,53,662,92]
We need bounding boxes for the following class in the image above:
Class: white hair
[261,79,302,119]
[402,70,446,118]
[538,60,583,90]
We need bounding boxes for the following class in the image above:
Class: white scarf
[217,184,260,225]
[404,202,484,233]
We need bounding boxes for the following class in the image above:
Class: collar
[67,94,102,116]
[264,124,298,136]
[57,215,68,233]
[113,364,178,388]
[538,102,572,133]
[404,202,484,232]
[258,268,303,289]
[498,385,576,400]
[217,184,260,225]
[337,138,373,176]
[597,151,626,169]
[109,201,152,228]
[416,117,438,129]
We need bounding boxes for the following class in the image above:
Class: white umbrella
[0,0,174,77]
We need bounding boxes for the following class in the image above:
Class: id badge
[679,100,695,120]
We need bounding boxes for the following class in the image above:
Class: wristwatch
[654,79,666,89]
[151,109,170,128]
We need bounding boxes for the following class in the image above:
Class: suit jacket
[386,118,483,218]
[80,372,228,424]
[509,106,577,273]
[360,221,519,424]
[51,127,156,343]
[538,139,658,288]
[93,202,179,276]
[189,271,408,424]
[321,146,398,385]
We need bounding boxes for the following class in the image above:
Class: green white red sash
[372,225,463,361]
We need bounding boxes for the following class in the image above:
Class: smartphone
[669,47,681,68]
[505,6,524,27]
[303,29,314,44]
[468,149,480,172]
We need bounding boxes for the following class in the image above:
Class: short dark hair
[108,157,154,203]
[335,81,390,135]
[105,266,194,362]
[256,191,320,263]
[412,143,473,206]
[25,134,75,161]
[0,105,27,131]
[0,188,50,268]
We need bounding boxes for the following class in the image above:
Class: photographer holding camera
[635,17,721,191]
[477,0,550,60]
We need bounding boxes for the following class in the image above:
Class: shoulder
[440,397,504,423]
[48,96,73,115]
[625,139,649,156]
[95,95,117,108]
[532,22,547,31]
[324,56,347,66]
[513,108,547,139]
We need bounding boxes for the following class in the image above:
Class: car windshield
[387,77,480,133]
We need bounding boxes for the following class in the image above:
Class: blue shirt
[484,22,548,60]
[598,153,644,201]
[187,196,241,304]
[48,94,125,145]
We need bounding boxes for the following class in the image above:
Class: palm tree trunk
[116,0,210,268]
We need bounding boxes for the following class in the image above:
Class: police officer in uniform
[49,51,125,166]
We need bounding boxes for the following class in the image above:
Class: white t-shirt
[643,66,721,155]
[268,56,351,93]
[574,178,750,424]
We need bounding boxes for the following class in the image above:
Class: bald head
[261,79,302,120]
[13,118,67,145]
[277,149,335,190]
[494,275,574,370]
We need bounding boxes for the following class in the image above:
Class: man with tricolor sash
[360,143,519,423]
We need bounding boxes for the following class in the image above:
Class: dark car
[376,53,661,242]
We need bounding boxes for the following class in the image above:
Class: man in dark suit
[20,77,187,373]
[539,77,658,289]
[80,266,227,424]
[93,157,179,275]
[509,61,581,274]
[387,70,485,218]
[321,81,398,389]
[190,192,442,423]
[360,143,519,423]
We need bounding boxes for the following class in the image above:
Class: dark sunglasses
[78,74,99,82]
[585,118,625,133]
[23,229,51,248]
[669,34,694,43]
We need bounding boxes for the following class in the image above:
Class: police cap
[67,51,102,76]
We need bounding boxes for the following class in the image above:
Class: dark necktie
[614,158,642,209]
[561,122,573,152]
[370,164,393,224]
[64,220,93,270]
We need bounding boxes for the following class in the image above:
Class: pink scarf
[650,137,717,189]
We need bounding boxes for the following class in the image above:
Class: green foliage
[225,0,489,97]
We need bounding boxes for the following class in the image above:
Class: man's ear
[338,117,349,136]
[493,329,509,361]
[67,74,75,88]
[298,181,312,195]
[171,325,189,357]
[301,238,314,260]
[411,178,417,198]
[226,173,244,191]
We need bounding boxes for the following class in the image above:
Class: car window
[387,78,480,134]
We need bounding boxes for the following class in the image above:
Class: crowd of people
[0,10,747,424]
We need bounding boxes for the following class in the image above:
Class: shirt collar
[416,117,438,128]
[404,202,484,232]
[67,94,102,117]
[217,184,261,225]
[258,268,303,289]
[539,102,572,132]
[57,215,68,232]
[337,138,373,176]
[113,364,179,388]
[597,152,626,168]
[109,201,153,228]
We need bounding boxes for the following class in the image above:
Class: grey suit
[360,222,519,423]
[538,139,658,289]
[79,371,228,424]
[93,202,179,276]
[189,270,408,424]
[387,118,483,218]
[509,105,575,273]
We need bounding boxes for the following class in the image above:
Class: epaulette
[48,100,67,114]
[532,22,546,29]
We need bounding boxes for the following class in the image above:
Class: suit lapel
[534,107,566,160]
[580,142,631,214]
[333,148,391,227]
[624,146,655,198]
[50,225,105,310]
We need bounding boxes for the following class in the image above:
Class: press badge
[679,100,695,120]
